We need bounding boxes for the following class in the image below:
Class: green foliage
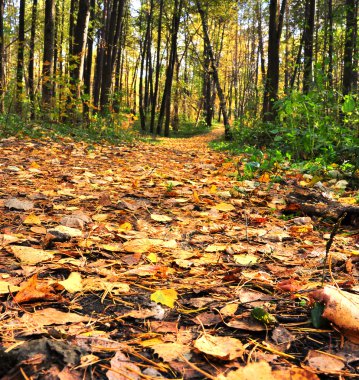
[222,91,358,176]
[0,112,137,145]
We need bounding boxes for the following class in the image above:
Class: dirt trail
[0,130,357,379]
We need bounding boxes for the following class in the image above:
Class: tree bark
[343,0,356,95]
[15,0,25,115]
[262,0,287,122]
[196,0,231,140]
[150,0,163,134]
[303,0,316,94]
[100,0,126,112]
[0,0,5,112]
[70,0,90,101]
[28,0,38,119]
[157,0,183,136]
[42,0,55,111]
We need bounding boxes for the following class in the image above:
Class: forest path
[0,129,357,379]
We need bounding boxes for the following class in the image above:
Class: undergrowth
[211,91,358,181]
[0,112,138,145]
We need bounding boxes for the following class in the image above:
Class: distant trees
[0,0,357,137]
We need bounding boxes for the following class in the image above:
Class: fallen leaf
[217,361,275,380]
[10,245,55,265]
[106,350,141,380]
[305,350,345,372]
[23,213,42,225]
[150,214,173,222]
[14,274,62,304]
[58,272,83,293]
[21,308,89,327]
[150,289,178,308]
[215,202,235,212]
[311,286,359,342]
[233,254,258,266]
[0,280,20,294]
[151,342,191,362]
[4,198,34,211]
[194,335,244,360]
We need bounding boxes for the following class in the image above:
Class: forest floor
[0,128,358,379]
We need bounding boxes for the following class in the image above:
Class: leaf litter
[0,130,358,379]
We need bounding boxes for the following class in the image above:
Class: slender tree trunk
[100,0,126,112]
[83,0,95,119]
[196,0,231,139]
[256,0,266,86]
[343,0,356,95]
[15,0,25,115]
[303,0,316,94]
[157,0,183,136]
[150,0,163,134]
[0,0,5,113]
[69,0,78,58]
[327,0,334,88]
[352,0,358,91]
[70,0,90,102]
[263,0,287,122]
[42,0,55,111]
[28,0,38,119]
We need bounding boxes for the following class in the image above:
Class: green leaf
[311,302,326,328]
[251,307,277,325]
[342,95,355,114]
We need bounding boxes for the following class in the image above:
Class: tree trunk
[157,0,183,136]
[100,0,126,112]
[42,0,55,111]
[150,0,163,134]
[70,0,90,102]
[83,0,95,119]
[262,0,287,122]
[303,0,316,94]
[196,0,231,139]
[28,0,38,119]
[327,0,334,88]
[15,0,25,115]
[343,0,356,95]
[0,0,5,113]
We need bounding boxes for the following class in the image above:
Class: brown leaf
[14,274,63,304]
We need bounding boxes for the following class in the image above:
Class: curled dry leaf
[311,286,359,342]
[4,198,34,211]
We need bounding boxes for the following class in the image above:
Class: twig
[321,212,347,285]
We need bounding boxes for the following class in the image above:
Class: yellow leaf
[150,214,173,222]
[150,289,178,308]
[140,338,164,347]
[147,252,158,263]
[23,213,42,226]
[10,246,55,265]
[258,172,270,183]
[193,190,200,203]
[30,161,40,169]
[92,214,109,222]
[0,280,20,294]
[233,254,258,266]
[101,244,123,252]
[215,202,235,212]
[118,222,132,232]
[209,185,217,194]
[194,335,244,360]
[58,272,83,293]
